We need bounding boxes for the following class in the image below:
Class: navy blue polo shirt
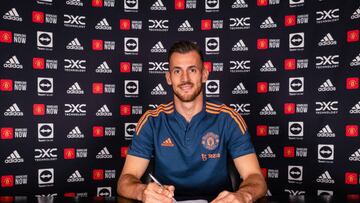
[127,100,255,198]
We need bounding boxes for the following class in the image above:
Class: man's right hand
[142,182,175,203]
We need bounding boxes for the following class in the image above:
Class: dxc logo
[229,18,250,27]
[149,62,168,71]
[65,104,86,113]
[64,59,86,69]
[230,61,250,70]
[316,101,338,111]
[148,20,168,29]
[316,9,339,21]
[35,148,57,159]
[316,55,339,66]
[64,15,85,25]
[230,104,250,113]
[284,190,305,196]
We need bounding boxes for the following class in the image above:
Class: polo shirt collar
[172,100,207,130]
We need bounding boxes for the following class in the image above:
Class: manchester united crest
[201,132,219,150]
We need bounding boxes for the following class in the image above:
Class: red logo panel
[1,176,14,188]
[0,80,13,91]
[347,30,359,42]
[32,11,44,23]
[119,19,131,30]
[285,15,296,27]
[257,39,268,50]
[33,57,45,69]
[120,62,131,73]
[120,105,131,116]
[93,126,104,137]
[1,128,14,140]
[92,83,104,94]
[345,172,358,185]
[175,0,185,10]
[256,125,268,136]
[64,148,75,159]
[346,125,358,137]
[33,104,45,116]
[93,169,104,180]
[284,58,296,70]
[257,82,268,93]
[201,20,212,30]
[92,0,103,7]
[284,103,296,114]
[284,146,295,158]
[346,77,359,89]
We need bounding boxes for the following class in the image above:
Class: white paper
[177,200,208,203]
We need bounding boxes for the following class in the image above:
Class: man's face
[166,51,209,102]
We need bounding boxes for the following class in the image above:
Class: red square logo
[92,0,103,7]
[257,0,268,6]
[201,20,212,30]
[347,30,359,42]
[203,62,212,72]
[284,103,296,114]
[64,148,75,159]
[33,57,45,70]
[1,128,14,140]
[257,39,268,50]
[92,83,104,94]
[93,126,104,137]
[119,19,131,30]
[257,82,268,93]
[120,62,131,73]
[1,175,14,187]
[284,146,295,158]
[0,196,14,202]
[93,169,104,180]
[345,172,358,185]
[175,0,185,10]
[120,105,131,116]
[256,125,268,136]
[33,104,45,116]
[346,125,358,137]
[92,40,103,51]
[32,11,44,23]
[284,58,296,70]
[346,77,359,89]
[0,31,12,44]
[0,79,13,91]
[64,193,76,197]
[121,147,129,158]
[285,15,296,27]
[261,168,267,178]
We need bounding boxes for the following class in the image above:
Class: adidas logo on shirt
[4,150,24,163]
[66,82,84,94]
[95,18,112,30]
[232,40,248,51]
[349,148,360,162]
[67,170,85,182]
[317,125,335,137]
[96,147,112,159]
[259,146,276,158]
[232,82,248,94]
[3,55,23,69]
[67,126,84,138]
[318,79,336,92]
[150,41,167,53]
[351,7,360,19]
[150,0,166,10]
[318,33,337,46]
[316,171,335,184]
[161,138,174,147]
[260,104,276,115]
[3,8,22,21]
[350,53,360,67]
[349,101,360,114]
[96,105,112,116]
[4,103,24,116]
[260,60,276,72]
[66,38,84,50]
[232,0,248,8]
[178,20,194,32]
[260,16,277,29]
[151,83,167,95]
[95,61,112,73]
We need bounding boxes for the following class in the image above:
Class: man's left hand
[211,190,253,203]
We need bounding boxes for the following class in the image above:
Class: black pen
[149,173,177,202]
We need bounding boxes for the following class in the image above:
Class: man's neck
[174,95,204,123]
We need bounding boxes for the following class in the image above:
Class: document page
[177,200,208,203]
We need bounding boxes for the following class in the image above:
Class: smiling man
[117,41,267,203]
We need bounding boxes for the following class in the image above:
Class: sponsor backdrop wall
[0,0,359,198]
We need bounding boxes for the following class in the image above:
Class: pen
[149,173,177,203]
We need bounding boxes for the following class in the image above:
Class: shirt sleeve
[127,118,154,160]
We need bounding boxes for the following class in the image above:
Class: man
[117,41,267,203]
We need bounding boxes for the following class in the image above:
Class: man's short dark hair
[168,40,204,62]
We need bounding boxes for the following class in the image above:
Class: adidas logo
[96,147,112,159]
[232,0,248,8]
[318,79,336,92]
[259,146,276,158]
[3,8,22,21]
[96,105,112,116]
[350,101,360,114]
[260,104,276,115]
[4,150,24,163]
[266,190,272,197]
[151,83,167,95]
[150,0,166,10]
[178,20,194,32]
[317,125,335,137]
[316,171,335,184]
[66,38,84,50]
[66,0,84,6]
[66,82,84,94]
[4,103,24,116]
[260,60,276,72]
[67,170,85,182]
[95,61,112,73]
[232,82,248,94]
[349,148,360,161]
[95,18,112,30]
[260,16,277,29]
[3,55,23,69]
[150,41,167,53]
[67,126,84,138]
[232,40,248,51]
[318,33,337,46]
[161,138,174,147]
[351,7,360,19]
[350,53,360,67]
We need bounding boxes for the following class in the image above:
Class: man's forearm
[236,173,267,201]
[117,174,146,201]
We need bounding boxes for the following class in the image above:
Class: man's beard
[173,82,204,102]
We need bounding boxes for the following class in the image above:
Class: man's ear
[202,67,209,83]
[165,71,172,85]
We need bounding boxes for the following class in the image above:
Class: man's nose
[181,71,189,82]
